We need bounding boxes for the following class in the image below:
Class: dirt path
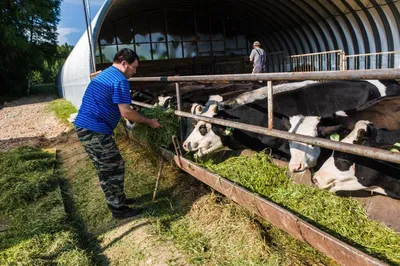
[0,94,68,152]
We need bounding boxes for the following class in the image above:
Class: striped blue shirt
[74,66,131,134]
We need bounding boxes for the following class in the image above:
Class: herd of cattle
[129,79,400,199]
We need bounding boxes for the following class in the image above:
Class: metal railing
[345,50,400,70]
[265,51,286,73]
[126,68,400,165]
[289,50,345,72]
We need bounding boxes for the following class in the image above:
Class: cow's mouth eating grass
[194,145,228,158]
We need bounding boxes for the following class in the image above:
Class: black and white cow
[182,99,292,158]
[227,79,400,117]
[312,120,400,199]
[287,96,400,172]
[182,80,400,162]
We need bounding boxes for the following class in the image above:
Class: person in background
[249,41,266,74]
[74,48,161,219]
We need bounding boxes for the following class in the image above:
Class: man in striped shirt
[74,48,161,219]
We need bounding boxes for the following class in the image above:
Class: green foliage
[200,152,400,264]
[0,0,62,96]
[47,98,78,124]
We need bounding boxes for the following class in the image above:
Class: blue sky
[57,0,104,46]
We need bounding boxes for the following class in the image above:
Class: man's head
[253,41,261,48]
[113,48,140,78]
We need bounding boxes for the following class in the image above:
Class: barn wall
[58,0,400,108]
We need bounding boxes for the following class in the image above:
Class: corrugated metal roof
[58,0,400,108]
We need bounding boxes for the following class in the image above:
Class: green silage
[200,152,400,264]
[133,107,179,149]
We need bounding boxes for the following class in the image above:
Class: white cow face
[313,121,371,192]
[156,96,173,108]
[288,116,321,172]
[182,104,229,157]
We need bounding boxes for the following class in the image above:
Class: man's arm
[249,49,255,62]
[118,104,161,128]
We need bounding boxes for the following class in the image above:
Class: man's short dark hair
[113,48,140,64]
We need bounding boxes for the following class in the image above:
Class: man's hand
[119,104,162,129]
[148,118,161,129]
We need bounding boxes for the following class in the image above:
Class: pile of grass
[199,152,400,264]
[47,98,78,124]
[155,193,336,265]
[133,107,179,149]
[0,147,91,265]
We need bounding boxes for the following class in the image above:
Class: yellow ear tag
[329,133,340,142]
[225,127,233,136]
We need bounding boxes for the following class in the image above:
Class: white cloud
[63,0,105,6]
[57,27,81,44]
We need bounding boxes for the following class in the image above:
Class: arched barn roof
[57,0,400,108]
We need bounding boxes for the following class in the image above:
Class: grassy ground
[0,147,91,265]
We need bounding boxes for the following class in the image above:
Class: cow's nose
[289,163,302,172]
[182,142,188,151]
[312,177,318,185]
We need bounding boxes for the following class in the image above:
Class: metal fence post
[175,82,184,141]
[267,81,273,129]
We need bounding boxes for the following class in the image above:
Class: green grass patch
[132,107,179,150]
[0,147,91,265]
[199,152,400,264]
[47,98,77,124]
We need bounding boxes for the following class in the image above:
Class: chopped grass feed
[132,107,179,149]
[0,147,91,265]
[47,98,78,124]
[199,152,400,264]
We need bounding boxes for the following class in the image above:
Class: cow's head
[288,115,345,173]
[182,103,234,157]
[312,120,371,191]
[156,96,173,108]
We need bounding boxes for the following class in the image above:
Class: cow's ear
[318,124,345,137]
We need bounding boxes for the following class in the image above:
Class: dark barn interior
[93,0,400,76]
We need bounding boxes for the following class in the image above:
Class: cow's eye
[199,124,208,136]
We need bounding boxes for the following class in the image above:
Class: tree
[0,0,61,96]
[31,43,74,85]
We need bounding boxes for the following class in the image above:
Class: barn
[57,0,400,108]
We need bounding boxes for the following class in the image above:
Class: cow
[312,120,400,199]
[225,79,400,118]
[287,96,400,173]
[182,80,400,161]
[182,100,292,159]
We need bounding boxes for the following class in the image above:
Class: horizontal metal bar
[174,110,400,165]
[160,147,386,266]
[345,51,400,58]
[128,69,400,82]
[290,50,343,58]
[131,100,155,108]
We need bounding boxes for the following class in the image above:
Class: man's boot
[108,205,143,219]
